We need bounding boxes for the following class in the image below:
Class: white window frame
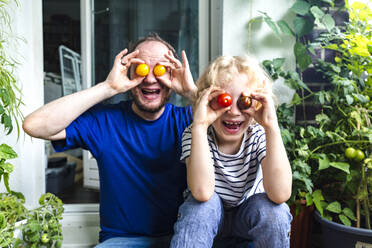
[66,0,222,212]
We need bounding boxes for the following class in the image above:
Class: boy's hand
[193,87,230,130]
[241,86,279,130]
[157,50,197,101]
[105,49,145,94]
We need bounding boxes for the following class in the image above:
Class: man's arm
[23,49,144,140]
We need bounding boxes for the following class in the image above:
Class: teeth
[142,89,159,93]
[224,121,241,125]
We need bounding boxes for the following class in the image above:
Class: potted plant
[261,0,371,246]
[0,1,64,247]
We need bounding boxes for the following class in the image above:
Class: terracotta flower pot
[290,200,314,248]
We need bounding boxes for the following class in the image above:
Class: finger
[121,49,140,65]
[128,58,145,65]
[157,77,172,89]
[208,89,225,102]
[165,51,182,68]
[181,50,190,69]
[116,48,128,61]
[215,106,231,117]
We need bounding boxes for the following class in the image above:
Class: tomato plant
[153,65,166,77]
[136,63,149,77]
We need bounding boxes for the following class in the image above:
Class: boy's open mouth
[222,121,243,131]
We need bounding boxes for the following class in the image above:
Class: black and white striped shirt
[180,124,266,208]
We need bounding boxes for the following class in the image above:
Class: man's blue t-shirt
[52,101,192,242]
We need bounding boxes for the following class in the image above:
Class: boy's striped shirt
[181,124,266,208]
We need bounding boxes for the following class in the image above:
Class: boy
[170,55,293,248]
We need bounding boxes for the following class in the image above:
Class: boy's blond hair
[195,55,274,103]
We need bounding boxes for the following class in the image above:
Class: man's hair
[195,55,275,105]
[128,32,179,59]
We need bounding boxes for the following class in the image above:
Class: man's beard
[130,90,171,113]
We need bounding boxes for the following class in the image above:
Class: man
[23,33,197,247]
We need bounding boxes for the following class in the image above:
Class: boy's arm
[186,87,229,202]
[245,89,292,204]
[261,124,292,204]
[186,125,215,202]
[23,49,144,140]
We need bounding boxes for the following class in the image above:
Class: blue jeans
[170,192,292,248]
[95,236,171,248]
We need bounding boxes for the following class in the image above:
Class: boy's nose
[227,101,241,116]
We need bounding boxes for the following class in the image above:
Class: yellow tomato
[153,65,166,77]
[136,64,149,77]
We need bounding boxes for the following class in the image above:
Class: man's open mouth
[141,88,161,95]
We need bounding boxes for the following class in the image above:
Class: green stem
[311,140,370,154]
[361,164,371,229]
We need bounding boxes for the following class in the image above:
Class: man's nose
[144,69,157,83]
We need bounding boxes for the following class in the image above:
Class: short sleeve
[51,105,104,158]
[180,124,192,162]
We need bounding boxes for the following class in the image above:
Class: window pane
[93,0,199,105]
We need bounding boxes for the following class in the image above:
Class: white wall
[222,0,296,103]
[1,0,45,208]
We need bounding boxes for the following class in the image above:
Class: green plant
[262,0,372,228]
[0,1,64,246]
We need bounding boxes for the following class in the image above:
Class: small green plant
[0,1,65,246]
[15,193,64,248]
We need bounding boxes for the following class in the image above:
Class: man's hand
[105,49,145,94]
[157,50,197,101]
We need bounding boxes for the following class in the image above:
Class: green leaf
[329,162,350,174]
[0,144,17,160]
[318,91,325,104]
[293,16,314,37]
[277,20,295,36]
[310,6,325,19]
[345,95,354,104]
[272,58,286,69]
[342,208,357,221]
[339,214,351,226]
[0,104,4,115]
[0,89,10,107]
[312,189,325,216]
[3,173,10,193]
[294,42,312,71]
[305,192,313,206]
[320,0,334,6]
[318,154,330,170]
[322,14,335,31]
[1,113,13,134]
[260,12,281,40]
[290,0,311,15]
[0,162,13,173]
[291,93,302,105]
[326,201,342,213]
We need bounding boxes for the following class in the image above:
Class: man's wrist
[100,81,121,99]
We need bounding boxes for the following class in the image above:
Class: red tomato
[238,95,252,110]
[216,93,233,108]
